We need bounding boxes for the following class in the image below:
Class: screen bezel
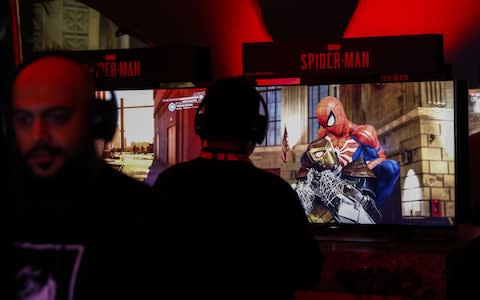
[250,78,468,241]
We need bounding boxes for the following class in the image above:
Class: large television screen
[104,80,467,227]
[250,80,465,227]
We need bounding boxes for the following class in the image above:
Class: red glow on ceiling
[344,0,480,61]
[196,0,272,79]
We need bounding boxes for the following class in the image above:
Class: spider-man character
[311,95,400,207]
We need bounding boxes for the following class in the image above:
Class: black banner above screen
[65,46,211,90]
[243,34,450,84]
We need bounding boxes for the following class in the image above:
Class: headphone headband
[194,77,269,144]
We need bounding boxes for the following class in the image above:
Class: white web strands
[295,168,345,214]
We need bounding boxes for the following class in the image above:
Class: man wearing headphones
[153,76,322,300]
[7,53,187,299]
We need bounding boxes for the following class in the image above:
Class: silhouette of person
[153,76,323,300]
[6,52,187,300]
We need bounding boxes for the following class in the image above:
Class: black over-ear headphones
[89,90,118,142]
[194,78,269,144]
[1,51,118,142]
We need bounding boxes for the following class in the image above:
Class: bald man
[11,55,94,178]
[7,53,188,299]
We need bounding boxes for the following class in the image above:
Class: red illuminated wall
[345,0,479,58]
[191,0,272,79]
[153,89,203,166]
[344,0,480,85]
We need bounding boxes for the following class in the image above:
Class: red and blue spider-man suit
[314,96,400,207]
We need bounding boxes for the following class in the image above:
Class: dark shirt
[153,157,323,300]
[11,161,187,300]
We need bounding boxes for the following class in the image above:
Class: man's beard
[15,142,98,188]
[25,143,64,172]
[11,142,99,217]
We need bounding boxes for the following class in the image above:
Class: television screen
[104,80,466,227]
[249,80,463,227]
[100,88,206,185]
[98,89,156,182]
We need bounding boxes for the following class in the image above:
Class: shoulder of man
[97,162,157,196]
[152,160,198,189]
[255,166,296,189]
[96,162,185,226]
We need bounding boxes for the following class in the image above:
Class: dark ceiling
[257,0,359,41]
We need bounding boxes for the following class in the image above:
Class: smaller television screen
[98,89,156,182]
[100,88,205,185]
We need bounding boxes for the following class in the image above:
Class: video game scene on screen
[293,94,400,225]
[108,80,456,226]
[284,81,455,226]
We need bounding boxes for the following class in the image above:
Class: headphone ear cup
[254,95,269,144]
[90,92,118,141]
[254,115,268,144]
[194,111,201,137]
[194,113,205,139]
[194,99,208,139]
[101,98,118,141]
